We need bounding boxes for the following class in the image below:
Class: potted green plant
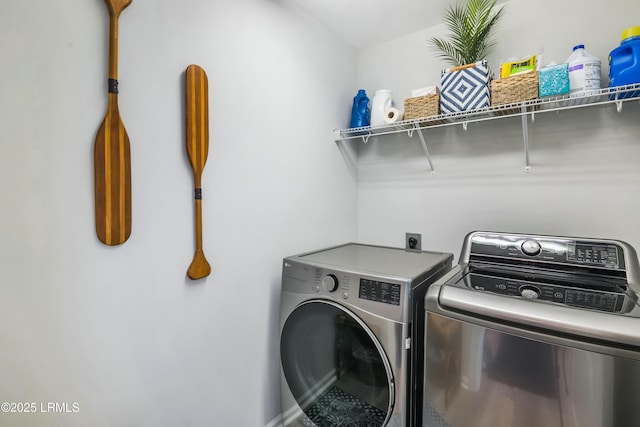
[429,0,506,67]
[429,0,506,114]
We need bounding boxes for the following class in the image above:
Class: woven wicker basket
[403,94,440,120]
[491,71,539,106]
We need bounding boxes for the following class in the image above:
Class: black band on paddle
[108,79,119,94]
[195,188,202,200]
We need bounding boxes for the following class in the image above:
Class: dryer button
[342,291,349,299]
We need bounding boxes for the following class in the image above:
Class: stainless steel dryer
[424,231,640,427]
[280,243,453,427]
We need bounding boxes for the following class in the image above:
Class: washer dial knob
[520,286,540,300]
[521,240,542,256]
[322,274,339,292]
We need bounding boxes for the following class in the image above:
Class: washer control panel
[468,273,625,312]
[470,233,625,269]
[462,232,635,313]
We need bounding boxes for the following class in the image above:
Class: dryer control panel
[314,269,402,306]
[281,260,415,323]
[359,279,401,306]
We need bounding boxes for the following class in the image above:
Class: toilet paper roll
[384,107,403,124]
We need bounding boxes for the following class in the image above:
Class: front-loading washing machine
[279,243,453,427]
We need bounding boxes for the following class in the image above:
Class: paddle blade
[187,249,211,280]
[185,64,209,179]
[94,98,132,245]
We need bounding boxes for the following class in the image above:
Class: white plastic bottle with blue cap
[566,44,601,97]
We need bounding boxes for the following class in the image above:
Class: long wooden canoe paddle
[94,0,133,246]
[185,64,211,280]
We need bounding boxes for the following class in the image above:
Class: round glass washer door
[280,300,394,426]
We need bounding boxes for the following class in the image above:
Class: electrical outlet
[405,233,422,251]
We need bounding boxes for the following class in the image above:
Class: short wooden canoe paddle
[185,64,211,280]
[94,0,133,246]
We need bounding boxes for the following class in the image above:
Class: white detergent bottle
[566,44,601,97]
[370,90,394,126]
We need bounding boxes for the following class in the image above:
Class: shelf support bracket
[521,104,531,172]
[414,124,436,175]
[614,93,623,113]
[362,133,371,143]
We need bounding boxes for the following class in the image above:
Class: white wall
[0,1,356,425]
[355,0,640,260]
[3,0,639,425]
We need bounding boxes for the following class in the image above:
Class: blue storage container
[350,89,370,128]
[609,26,640,98]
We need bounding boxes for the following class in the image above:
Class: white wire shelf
[333,83,640,174]
[335,83,640,141]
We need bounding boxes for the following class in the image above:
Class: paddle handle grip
[108,14,120,81]
[194,189,204,250]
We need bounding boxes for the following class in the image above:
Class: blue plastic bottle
[350,89,370,128]
[608,26,640,98]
